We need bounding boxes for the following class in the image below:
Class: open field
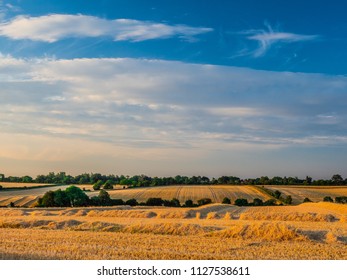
[0,202,346,259]
[265,185,347,204]
[1,185,347,207]
[0,182,53,188]
[106,185,273,203]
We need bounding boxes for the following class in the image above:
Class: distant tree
[40,191,56,207]
[53,189,70,207]
[253,198,264,206]
[263,199,277,206]
[0,185,2,190]
[103,180,114,190]
[335,196,347,204]
[234,198,249,206]
[9,202,15,207]
[323,196,333,202]
[98,190,112,206]
[93,180,103,191]
[303,197,312,203]
[284,195,293,205]
[111,199,125,206]
[222,197,231,204]
[197,198,212,206]
[184,199,194,207]
[274,190,282,199]
[65,186,89,207]
[170,198,181,207]
[125,198,138,206]
[146,197,164,206]
[331,174,343,185]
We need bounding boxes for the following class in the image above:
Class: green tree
[284,195,292,205]
[274,190,282,199]
[93,180,103,191]
[222,197,231,204]
[303,197,312,203]
[40,191,56,207]
[184,199,194,207]
[197,198,212,206]
[53,189,69,207]
[234,198,248,206]
[323,196,333,202]
[103,180,114,190]
[146,197,164,206]
[65,186,89,207]
[253,198,264,206]
[98,189,112,206]
[331,174,343,185]
[125,198,138,206]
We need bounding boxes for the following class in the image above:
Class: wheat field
[0,202,346,260]
[1,184,347,207]
[265,185,347,204]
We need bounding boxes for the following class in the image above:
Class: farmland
[0,202,346,259]
[1,184,347,207]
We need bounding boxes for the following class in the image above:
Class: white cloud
[0,56,347,176]
[0,14,212,42]
[243,23,319,57]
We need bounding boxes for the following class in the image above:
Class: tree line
[0,172,346,187]
[36,187,347,208]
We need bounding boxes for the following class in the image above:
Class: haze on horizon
[0,0,346,179]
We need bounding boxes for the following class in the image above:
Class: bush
[103,180,114,190]
[284,195,292,205]
[146,197,164,206]
[303,197,312,203]
[222,197,231,204]
[234,198,249,206]
[253,198,264,206]
[323,196,333,202]
[335,196,347,204]
[0,185,2,190]
[125,198,138,206]
[111,199,125,206]
[197,198,212,206]
[184,199,194,207]
[274,190,282,199]
[263,199,277,206]
[98,189,113,206]
[93,180,103,191]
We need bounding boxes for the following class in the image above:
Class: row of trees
[1,172,347,186]
[36,187,347,208]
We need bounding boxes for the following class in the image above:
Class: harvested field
[106,185,272,204]
[0,202,346,260]
[264,186,347,204]
[0,183,52,188]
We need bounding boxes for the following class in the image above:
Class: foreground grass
[0,203,346,260]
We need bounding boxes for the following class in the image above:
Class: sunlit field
[0,202,346,260]
[1,184,346,207]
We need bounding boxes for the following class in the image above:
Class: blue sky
[0,0,346,178]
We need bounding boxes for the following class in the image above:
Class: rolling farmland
[1,184,347,207]
[0,202,346,259]
[106,185,273,204]
[265,185,347,204]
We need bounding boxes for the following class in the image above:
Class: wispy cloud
[242,23,319,57]
[0,14,213,42]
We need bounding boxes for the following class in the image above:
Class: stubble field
[0,202,346,260]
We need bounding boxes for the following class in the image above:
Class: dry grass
[107,185,272,204]
[0,183,52,188]
[265,186,347,204]
[0,202,346,260]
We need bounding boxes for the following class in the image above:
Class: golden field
[1,184,347,207]
[0,202,346,260]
